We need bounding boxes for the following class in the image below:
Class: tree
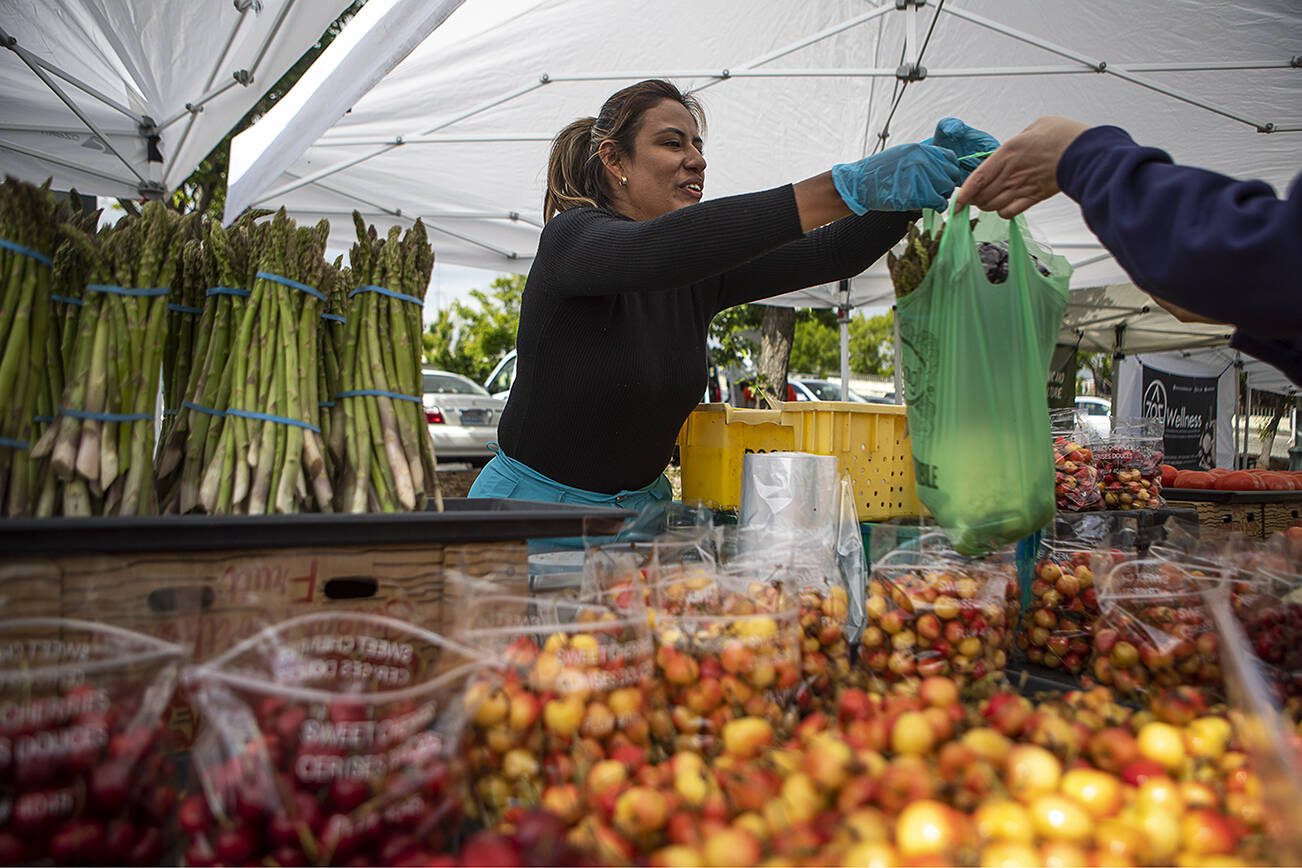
[848,311,895,377]
[708,304,763,370]
[423,274,525,381]
[790,316,840,376]
[757,306,796,396]
[170,1,368,218]
[1079,352,1114,397]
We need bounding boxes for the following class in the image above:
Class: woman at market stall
[469,79,996,508]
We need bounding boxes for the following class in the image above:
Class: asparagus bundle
[337,214,441,512]
[318,258,349,478]
[154,235,207,507]
[164,216,262,513]
[0,178,60,516]
[32,199,102,516]
[886,220,944,298]
[31,201,185,516]
[192,210,334,514]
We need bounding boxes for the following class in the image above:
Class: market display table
[1162,487,1302,541]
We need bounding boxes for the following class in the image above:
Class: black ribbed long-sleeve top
[496,184,913,493]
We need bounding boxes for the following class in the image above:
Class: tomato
[1160,465,1178,487]
[1173,471,1214,490]
[1214,471,1260,491]
[1208,468,1230,478]
[1260,473,1295,491]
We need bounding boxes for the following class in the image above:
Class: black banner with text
[1141,365,1218,470]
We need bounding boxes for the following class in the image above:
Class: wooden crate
[1263,500,1302,538]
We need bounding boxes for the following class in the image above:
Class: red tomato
[1208,468,1231,479]
[1214,471,1261,491]
[1260,473,1295,491]
[1160,464,1178,487]
[1174,470,1214,489]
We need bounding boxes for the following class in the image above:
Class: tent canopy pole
[838,279,851,399]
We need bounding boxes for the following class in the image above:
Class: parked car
[423,369,504,465]
[791,378,892,404]
[1074,395,1112,440]
[484,351,517,400]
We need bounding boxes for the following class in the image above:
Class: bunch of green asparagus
[154,232,207,506]
[886,220,945,298]
[31,201,188,516]
[337,214,442,512]
[0,178,62,516]
[179,210,335,514]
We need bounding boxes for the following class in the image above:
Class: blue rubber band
[182,401,225,418]
[168,302,204,315]
[335,389,423,404]
[0,437,31,450]
[319,401,336,408]
[50,294,83,306]
[349,284,423,306]
[227,408,321,433]
[256,271,326,303]
[321,313,347,323]
[33,415,54,424]
[207,286,251,298]
[0,238,52,266]
[60,407,153,423]
[86,284,170,297]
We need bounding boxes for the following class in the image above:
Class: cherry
[128,827,165,867]
[329,777,371,813]
[0,831,24,863]
[49,818,107,863]
[271,844,309,866]
[178,793,212,835]
[105,817,139,862]
[88,759,132,814]
[214,826,257,865]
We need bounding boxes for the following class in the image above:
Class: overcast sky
[423,262,509,321]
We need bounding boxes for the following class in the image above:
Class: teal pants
[468,445,671,550]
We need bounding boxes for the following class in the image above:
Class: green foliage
[422,274,525,382]
[849,311,895,377]
[171,1,367,218]
[1078,352,1114,396]
[790,317,840,376]
[708,304,763,370]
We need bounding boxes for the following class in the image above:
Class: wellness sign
[1141,365,1218,470]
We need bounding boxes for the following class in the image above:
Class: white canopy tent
[0,0,354,198]
[226,0,1300,389]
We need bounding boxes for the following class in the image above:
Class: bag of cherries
[182,612,488,867]
[1051,409,1102,512]
[0,619,186,866]
[1097,418,1165,511]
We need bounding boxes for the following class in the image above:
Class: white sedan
[423,369,504,465]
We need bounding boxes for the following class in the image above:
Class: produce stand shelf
[1162,488,1302,541]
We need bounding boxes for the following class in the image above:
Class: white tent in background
[226,0,1300,388]
[0,0,355,198]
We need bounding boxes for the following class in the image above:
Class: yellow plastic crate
[677,401,922,521]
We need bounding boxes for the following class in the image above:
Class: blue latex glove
[831,143,963,214]
[924,117,1000,178]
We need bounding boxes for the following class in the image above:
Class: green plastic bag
[896,203,1070,555]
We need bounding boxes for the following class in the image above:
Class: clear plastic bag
[1097,418,1165,510]
[454,596,660,827]
[859,557,1013,688]
[183,612,487,867]
[1051,409,1102,513]
[0,619,186,866]
[1017,543,1099,676]
[649,568,802,755]
[1093,558,1224,700]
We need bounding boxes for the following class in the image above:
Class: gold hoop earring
[619,176,628,187]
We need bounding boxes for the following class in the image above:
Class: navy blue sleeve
[1057,126,1302,385]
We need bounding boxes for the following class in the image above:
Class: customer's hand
[956,116,1089,217]
[1152,296,1227,325]
[924,117,1000,179]
[832,143,963,214]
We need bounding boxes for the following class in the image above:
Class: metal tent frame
[0,0,351,197]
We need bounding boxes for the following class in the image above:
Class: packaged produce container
[0,499,632,745]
